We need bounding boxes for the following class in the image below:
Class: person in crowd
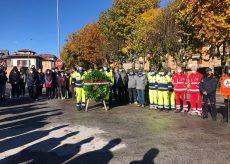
[220,67,230,123]
[70,70,76,99]
[115,67,128,103]
[57,71,66,100]
[64,72,71,99]
[102,64,114,109]
[27,68,39,101]
[173,67,188,113]
[31,65,36,71]
[156,68,171,112]
[136,68,147,108]
[45,69,53,99]
[0,66,7,101]
[112,67,118,102]
[147,67,158,109]
[37,68,45,97]
[188,65,203,116]
[128,69,137,104]
[51,68,58,99]
[9,66,20,99]
[72,64,86,110]
[199,68,217,121]
[167,69,175,110]
[19,67,26,98]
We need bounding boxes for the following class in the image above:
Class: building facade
[40,54,57,72]
[5,49,57,76]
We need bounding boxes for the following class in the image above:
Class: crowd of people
[0,63,229,122]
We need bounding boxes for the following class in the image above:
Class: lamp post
[57,0,61,56]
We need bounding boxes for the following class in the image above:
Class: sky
[0,0,169,57]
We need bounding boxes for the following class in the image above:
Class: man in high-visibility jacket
[148,67,158,109]
[156,68,171,112]
[102,64,114,109]
[167,70,175,110]
[71,65,86,110]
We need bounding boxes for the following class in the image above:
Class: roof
[39,54,57,58]
[6,54,42,59]
[17,49,36,53]
[39,54,57,61]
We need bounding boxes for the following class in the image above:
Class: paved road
[0,92,229,163]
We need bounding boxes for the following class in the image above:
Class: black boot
[201,112,208,119]
[211,104,217,121]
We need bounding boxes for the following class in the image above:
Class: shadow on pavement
[130,148,159,164]
[0,125,68,153]
[0,103,47,115]
[68,138,122,164]
[2,137,122,164]
[0,98,123,164]
[0,97,47,108]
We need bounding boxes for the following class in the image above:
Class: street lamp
[57,0,61,56]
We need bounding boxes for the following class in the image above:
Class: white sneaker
[150,105,154,109]
[134,102,138,105]
[196,111,202,117]
[189,111,198,116]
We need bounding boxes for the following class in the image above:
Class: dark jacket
[115,71,128,87]
[9,71,20,84]
[38,73,45,86]
[57,75,65,87]
[199,74,217,95]
[65,75,70,88]
[0,70,7,85]
[27,72,39,87]
[19,72,26,84]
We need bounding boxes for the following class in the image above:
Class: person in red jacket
[188,65,203,116]
[173,67,188,113]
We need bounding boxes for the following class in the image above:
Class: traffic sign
[56,58,63,69]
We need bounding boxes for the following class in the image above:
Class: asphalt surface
[0,90,230,164]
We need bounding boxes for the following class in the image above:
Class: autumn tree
[176,0,230,65]
[99,0,160,62]
[61,23,106,69]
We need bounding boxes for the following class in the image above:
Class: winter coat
[136,75,147,90]
[199,75,217,95]
[0,70,7,85]
[128,75,136,89]
[115,71,128,87]
[45,74,53,88]
[57,75,65,87]
[9,71,20,84]
[51,72,57,85]
[27,73,39,87]
[19,72,26,84]
[65,75,70,88]
[38,73,45,86]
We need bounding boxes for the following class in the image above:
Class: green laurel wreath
[84,70,112,102]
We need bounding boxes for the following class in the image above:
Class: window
[17,60,29,67]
